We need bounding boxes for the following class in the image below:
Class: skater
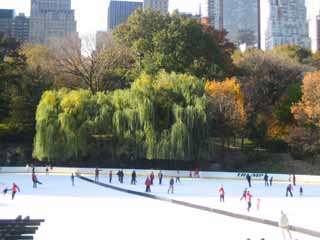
[117,170,121,182]
[2,187,11,196]
[189,170,193,178]
[292,174,296,186]
[158,170,163,185]
[279,211,293,240]
[109,170,112,183]
[145,176,151,192]
[168,177,174,194]
[246,174,252,188]
[176,170,181,183]
[71,173,75,186]
[240,188,247,201]
[218,185,225,203]
[32,173,42,188]
[131,170,137,185]
[286,183,293,197]
[299,186,303,196]
[46,167,49,175]
[257,198,261,211]
[95,168,101,181]
[246,190,253,211]
[264,173,269,186]
[269,176,273,186]
[11,182,20,200]
[194,168,200,178]
[120,170,124,183]
[150,171,154,185]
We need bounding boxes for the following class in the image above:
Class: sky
[0,0,203,35]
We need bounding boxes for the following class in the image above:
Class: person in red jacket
[32,173,42,188]
[150,171,154,185]
[246,190,253,212]
[145,177,151,192]
[109,170,112,183]
[286,184,293,197]
[12,183,20,200]
[218,185,225,202]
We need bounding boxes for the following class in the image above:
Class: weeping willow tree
[33,89,95,162]
[111,71,208,161]
[33,71,210,163]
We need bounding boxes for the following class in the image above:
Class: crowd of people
[1,167,304,239]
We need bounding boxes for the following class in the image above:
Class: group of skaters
[1,168,44,200]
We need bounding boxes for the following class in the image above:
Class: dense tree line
[2,10,320,166]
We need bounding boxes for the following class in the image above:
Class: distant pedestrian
[194,168,200,178]
[150,171,154,185]
[117,170,121,182]
[299,186,303,196]
[71,173,75,186]
[292,174,296,186]
[218,185,225,203]
[176,171,181,183]
[279,211,293,240]
[240,188,247,201]
[158,170,163,185]
[257,198,261,211]
[246,191,253,212]
[286,184,293,197]
[2,187,11,196]
[11,183,20,200]
[168,177,174,194]
[131,170,137,185]
[120,170,124,183]
[264,174,269,187]
[145,177,151,192]
[109,170,112,183]
[269,176,273,186]
[95,168,101,181]
[32,173,42,188]
[246,174,252,188]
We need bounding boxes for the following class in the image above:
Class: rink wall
[1,166,320,184]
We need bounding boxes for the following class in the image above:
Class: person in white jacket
[279,211,292,240]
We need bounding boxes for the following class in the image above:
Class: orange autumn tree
[292,71,320,126]
[289,71,320,159]
[205,77,246,148]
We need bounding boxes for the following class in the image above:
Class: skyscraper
[12,13,29,43]
[0,9,15,38]
[143,0,169,14]
[108,0,142,30]
[30,0,77,45]
[205,0,259,47]
[306,0,320,52]
[261,0,310,50]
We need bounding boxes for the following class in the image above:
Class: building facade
[143,0,169,14]
[261,0,310,50]
[205,0,259,47]
[12,13,29,43]
[108,1,142,30]
[30,0,77,45]
[306,0,320,52]
[0,9,15,38]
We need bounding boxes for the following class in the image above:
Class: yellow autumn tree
[292,71,320,127]
[205,77,246,148]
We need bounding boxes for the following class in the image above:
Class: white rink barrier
[1,166,320,184]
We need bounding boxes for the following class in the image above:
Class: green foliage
[33,89,95,162]
[33,72,208,162]
[114,10,232,79]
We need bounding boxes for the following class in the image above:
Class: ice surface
[0,173,319,240]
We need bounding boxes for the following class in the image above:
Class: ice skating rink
[0,173,319,240]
